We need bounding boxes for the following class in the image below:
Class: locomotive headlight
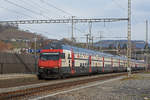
[38,67,44,72]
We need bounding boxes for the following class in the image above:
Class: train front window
[40,53,60,60]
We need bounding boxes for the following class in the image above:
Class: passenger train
[37,42,146,79]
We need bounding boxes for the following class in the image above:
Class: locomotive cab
[39,52,60,68]
[38,50,65,79]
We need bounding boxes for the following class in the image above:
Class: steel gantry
[0,18,129,43]
[0,18,128,24]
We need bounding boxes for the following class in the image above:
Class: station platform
[0,74,36,80]
[0,74,37,88]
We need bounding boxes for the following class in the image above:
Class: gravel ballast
[42,73,150,100]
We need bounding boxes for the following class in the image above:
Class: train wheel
[61,75,65,79]
[37,74,44,80]
[58,74,65,79]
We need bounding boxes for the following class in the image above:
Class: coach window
[80,63,82,67]
[83,63,85,67]
[68,54,70,59]
[69,60,70,67]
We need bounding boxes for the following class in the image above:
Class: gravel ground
[42,73,150,100]
[0,73,122,93]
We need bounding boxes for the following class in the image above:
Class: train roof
[62,45,113,57]
[43,42,129,60]
[43,42,146,63]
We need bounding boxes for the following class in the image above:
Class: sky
[0,0,150,42]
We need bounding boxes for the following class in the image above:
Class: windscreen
[40,53,60,60]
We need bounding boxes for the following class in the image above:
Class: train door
[88,55,92,73]
[102,57,105,72]
[111,57,113,72]
[71,49,75,74]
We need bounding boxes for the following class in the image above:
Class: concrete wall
[0,53,37,74]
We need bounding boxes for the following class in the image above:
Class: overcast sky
[0,0,150,42]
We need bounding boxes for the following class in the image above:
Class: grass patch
[141,94,149,97]
[120,74,145,81]
[143,71,150,74]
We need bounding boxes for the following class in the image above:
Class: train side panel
[38,48,146,79]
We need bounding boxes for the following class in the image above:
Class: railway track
[0,72,142,100]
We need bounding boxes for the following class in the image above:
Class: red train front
[38,49,64,79]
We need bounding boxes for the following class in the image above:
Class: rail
[0,73,128,100]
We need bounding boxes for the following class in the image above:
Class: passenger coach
[37,43,146,79]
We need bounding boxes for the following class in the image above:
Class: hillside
[0,24,46,41]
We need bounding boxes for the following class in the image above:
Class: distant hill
[0,24,46,41]
[94,40,150,49]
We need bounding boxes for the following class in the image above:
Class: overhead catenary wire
[2,0,129,42]
[20,0,52,19]
[111,0,126,11]
[74,27,86,34]
[5,0,49,19]
[30,0,63,18]
[21,23,86,40]
[21,25,66,38]
[0,6,33,19]
[111,0,140,24]
[40,0,73,16]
